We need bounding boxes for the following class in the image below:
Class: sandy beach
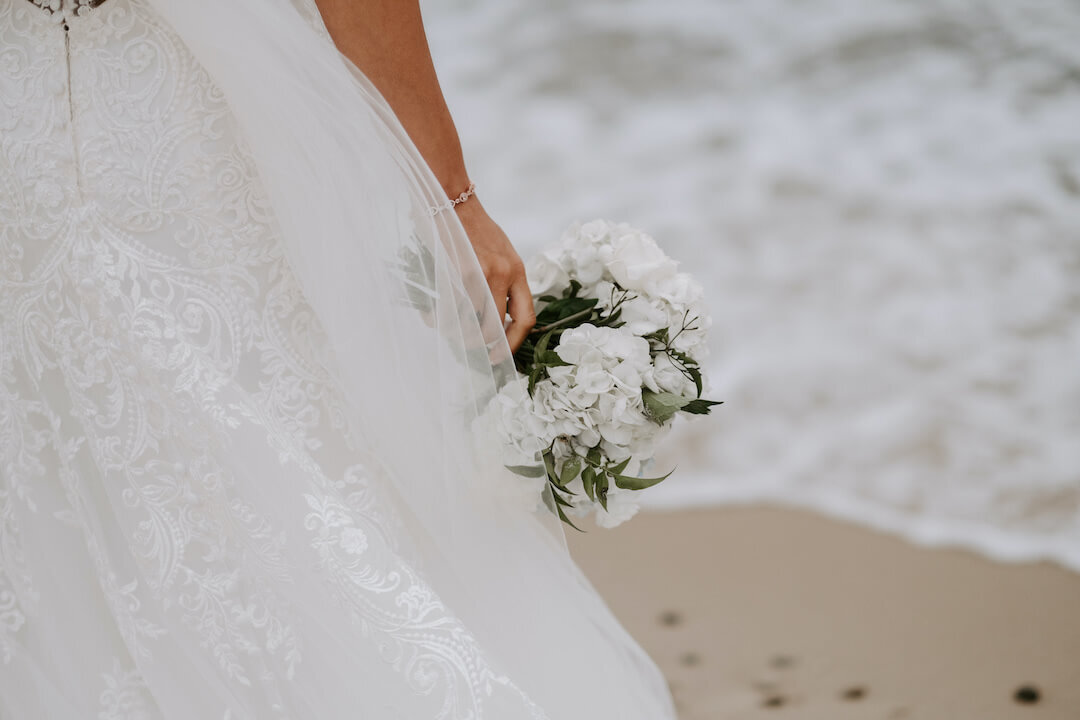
[568,506,1080,719]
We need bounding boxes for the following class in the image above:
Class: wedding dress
[0,0,678,717]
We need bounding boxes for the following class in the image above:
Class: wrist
[439,170,472,201]
[453,194,486,224]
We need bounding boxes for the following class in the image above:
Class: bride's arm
[313,0,536,351]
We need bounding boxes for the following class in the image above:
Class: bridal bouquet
[485,220,719,529]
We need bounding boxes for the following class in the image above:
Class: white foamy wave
[424,0,1080,570]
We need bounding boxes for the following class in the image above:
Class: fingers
[505,273,536,352]
[482,259,509,330]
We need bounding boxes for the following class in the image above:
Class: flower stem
[534,307,595,333]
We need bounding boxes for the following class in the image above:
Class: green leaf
[535,296,597,326]
[682,399,723,415]
[556,503,584,532]
[586,446,602,467]
[537,350,571,367]
[581,466,596,502]
[595,473,610,511]
[689,366,703,397]
[642,390,691,423]
[542,451,558,483]
[645,328,670,345]
[533,329,555,359]
[551,488,577,505]
[613,466,675,491]
[608,457,632,476]
[505,464,545,478]
[559,456,582,486]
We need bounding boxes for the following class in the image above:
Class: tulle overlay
[0,0,677,717]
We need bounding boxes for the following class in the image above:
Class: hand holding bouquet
[488,220,720,529]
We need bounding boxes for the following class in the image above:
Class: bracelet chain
[428,181,477,216]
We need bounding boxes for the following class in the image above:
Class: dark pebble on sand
[842,686,867,701]
[658,610,682,627]
[762,695,786,709]
[770,655,796,669]
[1014,685,1041,704]
[679,651,701,667]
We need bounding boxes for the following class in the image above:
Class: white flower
[556,325,651,375]
[565,242,607,285]
[653,272,704,308]
[644,353,696,397]
[338,527,368,555]
[526,252,570,297]
[618,295,669,336]
[490,379,550,465]
[594,489,641,529]
[606,227,678,294]
[470,381,549,513]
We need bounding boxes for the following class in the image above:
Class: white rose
[526,252,570,297]
[607,229,678,294]
[566,243,607,285]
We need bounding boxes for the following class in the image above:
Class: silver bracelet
[429,181,477,216]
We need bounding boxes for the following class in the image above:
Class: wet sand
[568,506,1080,719]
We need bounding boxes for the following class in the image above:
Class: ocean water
[423,0,1080,569]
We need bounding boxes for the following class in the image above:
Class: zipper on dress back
[60,15,87,206]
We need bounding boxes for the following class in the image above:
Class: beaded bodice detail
[26,0,107,16]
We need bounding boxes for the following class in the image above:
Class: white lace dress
[0,1,678,717]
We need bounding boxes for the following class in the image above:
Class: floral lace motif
[0,1,546,717]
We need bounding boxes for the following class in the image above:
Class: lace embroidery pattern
[0,0,547,716]
[25,0,107,17]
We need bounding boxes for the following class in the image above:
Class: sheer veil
[139,0,677,716]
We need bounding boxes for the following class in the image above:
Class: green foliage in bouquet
[513,280,623,393]
[639,317,721,421]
